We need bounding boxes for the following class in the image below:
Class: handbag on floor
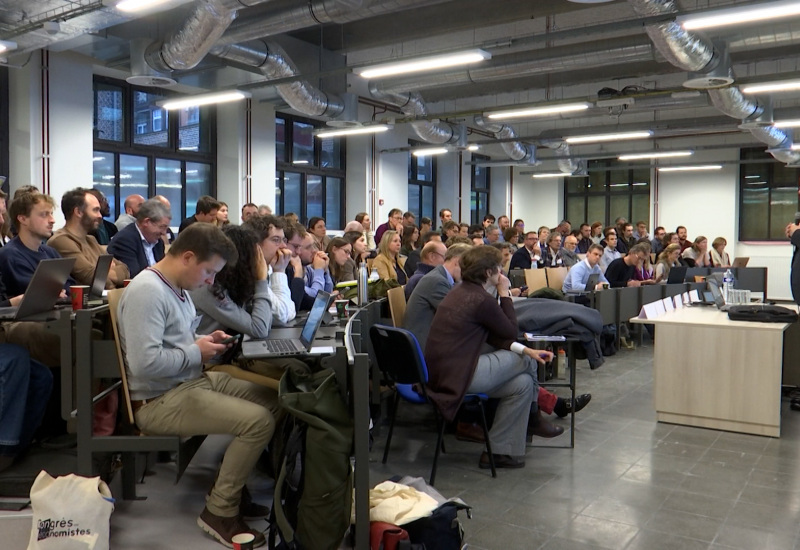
[27,470,115,550]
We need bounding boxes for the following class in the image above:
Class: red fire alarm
[379,199,384,206]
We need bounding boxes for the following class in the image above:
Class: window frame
[470,154,491,225]
[738,148,800,242]
[407,141,437,221]
[565,160,650,227]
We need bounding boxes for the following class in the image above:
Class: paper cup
[70,285,90,310]
[123,279,132,287]
[335,299,349,319]
[231,532,255,550]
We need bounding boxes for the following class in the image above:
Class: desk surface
[630,304,797,331]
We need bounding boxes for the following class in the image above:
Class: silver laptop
[88,254,113,303]
[732,257,749,268]
[707,280,731,311]
[565,273,600,295]
[242,291,332,357]
[0,258,76,321]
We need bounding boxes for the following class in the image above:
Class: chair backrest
[107,288,135,425]
[545,266,568,290]
[386,285,407,327]
[369,325,429,389]
[524,268,548,296]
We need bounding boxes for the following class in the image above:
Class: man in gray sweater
[118,223,278,548]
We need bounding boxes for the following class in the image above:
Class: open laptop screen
[300,291,331,347]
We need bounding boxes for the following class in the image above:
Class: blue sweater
[0,237,69,296]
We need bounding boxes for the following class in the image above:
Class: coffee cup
[335,299,349,319]
[123,279,132,287]
[70,285,90,311]
[232,533,255,550]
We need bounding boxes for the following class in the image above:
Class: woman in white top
[709,236,731,267]
[681,236,710,267]
[654,243,682,282]
[590,222,604,245]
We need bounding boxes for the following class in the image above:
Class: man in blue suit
[107,198,170,278]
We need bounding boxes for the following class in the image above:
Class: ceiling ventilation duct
[627,0,800,164]
[127,38,177,87]
[473,115,537,164]
[369,89,461,144]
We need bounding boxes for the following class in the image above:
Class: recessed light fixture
[292,160,309,165]
[354,49,491,79]
[618,150,693,160]
[773,119,800,128]
[742,80,800,94]
[658,165,723,172]
[116,0,172,12]
[316,125,391,138]
[681,1,800,30]
[485,102,591,120]
[467,144,480,151]
[565,131,652,144]
[532,172,569,179]
[412,147,449,157]
[158,90,251,110]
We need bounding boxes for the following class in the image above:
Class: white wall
[249,101,276,213]
[510,169,563,231]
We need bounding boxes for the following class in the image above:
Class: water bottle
[357,262,369,306]
[723,268,733,303]
[369,267,380,282]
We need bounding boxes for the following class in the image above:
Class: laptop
[732,257,750,268]
[666,266,688,284]
[87,254,114,305]
[565,273,600,295]
[707,280,731,311]
[0,258,76,321]
[241,291,332,357]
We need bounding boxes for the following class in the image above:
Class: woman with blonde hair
[682,236,710,267]
[373,229,407,284]
[709,237,731,267]
[654,243,682,282]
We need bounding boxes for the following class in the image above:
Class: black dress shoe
[553,394,592,418]
[479,452,524,469]
[527,409,565,438]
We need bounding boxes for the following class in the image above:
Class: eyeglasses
[267,236,287,245]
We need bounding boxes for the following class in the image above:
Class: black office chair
[369,324,496,485]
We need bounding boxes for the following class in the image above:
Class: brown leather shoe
[455,421,485,443]
[479,452,524,469]
[197,507,266,548]
[527,408,565,439]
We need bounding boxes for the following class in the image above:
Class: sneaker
[197,507,266,548]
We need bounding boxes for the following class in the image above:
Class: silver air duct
[473,116,536,163]
[145,0,272,73]
[369,89,460,144]
[544,141,580,174]
[211,41,345,118]
[627,0,800,164]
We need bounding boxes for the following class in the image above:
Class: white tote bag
[27,470,115,550]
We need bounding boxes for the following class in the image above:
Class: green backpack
[269,365,354,550]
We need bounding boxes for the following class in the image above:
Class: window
[408,143,436,221]
[92,76,216,224]
[471,155,490,225]
[739,148,800,241]
[273,114,346,228]
[565,160,650,228]
[0,68,6,196]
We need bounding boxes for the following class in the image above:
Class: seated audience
[282,212,299,226]
[562,244,608,292]
[590,222,603,245]
[537,225,550,251]
[482,214,496,228]
[354,212,375,249]
[241,202,258,223]
[343,220,364,234]
[484,224,501,245]
[326,237,356,285]
[374,209,403,246]
[503,228,520,251]
[541,232,564,267]
[403,211,416,226]
[258,204,272,216]
[650,226,666,255]
[442,220,460,241]
[509,231,542,271]
[404,230,441,275]
[343,230,371,264]
[107,198,171,278]
[115,193,145,231]
[459,223,470,237]
[179,195,220,232]
[308,216,330,252]
[87,188,118,245]
[677,225,690,252]
[215,202,230,227]
[576,223,593,253]
[400,224,419,256]
[560,235,580,268]
[634,243,655,283]
[405,240,447,299]
[513,219,525,239]
[497,215,511,238]
[48,187,129,288]
[709,237,731,267]
[242,215,297,322]
[682,235,710,267]
[438,208,453,230]
[616,222,635,255]
[605,244,651,288]
[288,231,332,308]
[419,217,432,237]
[633,221,649,240]
[491,241,515,275]
[425,246,561,469]
[373,230,407,284]
[654,243,682,283]
[118,223,277,547]
[599,228,621,272]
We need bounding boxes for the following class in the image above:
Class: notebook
[241,291,332,357]
[0,258,76,321]
[564,273,600,295]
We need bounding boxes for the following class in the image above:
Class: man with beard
[87,188,118,245]
[48,187,129,288]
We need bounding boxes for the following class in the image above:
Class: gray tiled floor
[102,339,800,549]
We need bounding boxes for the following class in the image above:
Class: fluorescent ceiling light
[412,147,449,157]
[158,90,250,110]
[742,80,800,94]
[532,172,569,179]
[292,160,309,165]
[658,165,723,172]
[354,49,490,79]
[485,102,591,120]
[316,125,390,138]
[565,130,652,144]
[0,40,17,54]
[116,0,172,12]
[618,150,693,160]
[467,144,480,151]
[792,144,800,150]
[773,119,800,128]
[681,1,800,30]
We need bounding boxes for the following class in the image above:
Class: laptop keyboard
[265,339,302,353]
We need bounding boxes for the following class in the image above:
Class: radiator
[749,255,792,301]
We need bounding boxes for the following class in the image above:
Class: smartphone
[519,285,528,294]
[221,334,242,345]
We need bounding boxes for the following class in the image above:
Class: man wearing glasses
[108,198,171,278]
[604,244,654,288]
[374,208,403,246]
[404,240,447,299]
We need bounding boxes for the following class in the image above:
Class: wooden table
[631,306,800,437]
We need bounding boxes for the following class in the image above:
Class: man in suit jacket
[107,198,171,278]
[404,244,469,352]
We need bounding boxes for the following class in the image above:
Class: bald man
[404,240,447,299]
[115,194,145,230]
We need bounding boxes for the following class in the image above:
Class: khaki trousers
[134,371,279,517]
[0,321,61,367]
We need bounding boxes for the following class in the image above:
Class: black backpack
[269,366,354,550]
